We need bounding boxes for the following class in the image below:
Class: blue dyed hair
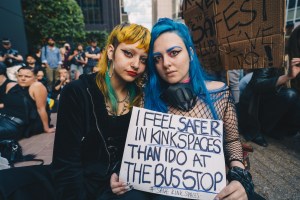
[144,18,218,119]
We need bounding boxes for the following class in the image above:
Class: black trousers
[0,165,54,200]
[259,88,300,136]
[0,116,25,140]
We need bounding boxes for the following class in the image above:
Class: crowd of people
[0,17,299,200]
[0,37,102,140]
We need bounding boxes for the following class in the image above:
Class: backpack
[0,139,43,167]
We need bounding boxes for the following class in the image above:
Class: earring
[107,59,114,78]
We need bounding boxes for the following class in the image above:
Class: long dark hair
[287,25,300,59]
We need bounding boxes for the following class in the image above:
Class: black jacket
[238,67,281,140]
[52,73,113,200]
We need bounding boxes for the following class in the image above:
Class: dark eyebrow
[166,46,182,53]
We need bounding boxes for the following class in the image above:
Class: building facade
[152,0,182,25]
[76,0,122,32]
[0,0,27,55]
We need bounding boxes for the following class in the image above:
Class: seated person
[26,53,42,72]
[238,65,300,147]
[36,68,48,88]
[0,62,13,108]
[0,66,55,140]
[51,68,70,100]
[144,18,254,200]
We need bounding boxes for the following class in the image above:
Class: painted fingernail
[126,185,134,191]
[124,184,133,189]
[122,182,130,186]
[214,198,219,200]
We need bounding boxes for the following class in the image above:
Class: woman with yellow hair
[0,22,180,200]
[50,23,153,199]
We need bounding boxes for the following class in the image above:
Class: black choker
[160,82,197,112]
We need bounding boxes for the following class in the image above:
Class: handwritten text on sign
[119,107,226,200]
[182,0,285,71]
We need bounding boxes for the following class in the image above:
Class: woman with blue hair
[144,18,254,200]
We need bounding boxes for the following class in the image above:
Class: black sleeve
[250,68,280,94]
[52,81,87,200]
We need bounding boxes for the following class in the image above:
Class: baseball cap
[2,38,11,45]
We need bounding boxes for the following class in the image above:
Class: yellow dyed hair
[96,23,150,107]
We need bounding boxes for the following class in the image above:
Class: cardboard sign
[182,0,285,71]
[119,107,226,200]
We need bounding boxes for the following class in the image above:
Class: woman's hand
[289,58,300,79]
[214,180,247,200]
[110,173,133,195]
[44,127,56,133]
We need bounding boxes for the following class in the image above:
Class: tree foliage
[22,0,85,47]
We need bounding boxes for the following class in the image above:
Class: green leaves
[22,0,85,46]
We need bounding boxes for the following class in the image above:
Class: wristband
[227,166,254,199]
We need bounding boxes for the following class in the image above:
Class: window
[76,0,103,24]
[288,0,296,9]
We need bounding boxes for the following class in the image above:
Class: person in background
[143,18,254,200]
[287,25,300,92]
[84,38,101,74]
[41,37,62,91]
[238,26,300,147]
[228,69,244,104]
[0,62,12,108]
[51,68,70,101]
[0,66,55,140]
[36,69,48,88]
[68,43,87,80]
[60,43,71,71]
[25,53,42,72]
[0,38,24,81]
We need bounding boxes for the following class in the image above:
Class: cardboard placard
[182,0,285,71]
[119,107,226,200]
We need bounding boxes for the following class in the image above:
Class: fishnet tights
[168,88,243,165]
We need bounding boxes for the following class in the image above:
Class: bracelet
[227,166,254,199]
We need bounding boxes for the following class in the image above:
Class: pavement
[17,113,300,200]
[247,134,300,200]
[16,113,56,167]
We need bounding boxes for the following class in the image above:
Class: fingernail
[122,182,130,186]
[126,185,134,191]
[214,198,219,200]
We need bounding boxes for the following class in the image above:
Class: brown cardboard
[182,0,285,71]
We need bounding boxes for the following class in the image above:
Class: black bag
[0,139,44,167]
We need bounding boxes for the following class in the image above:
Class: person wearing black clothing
[0,23,152,200]
[68,43,87,80]
[0,66,55,140]
[239,65,300,147]
[25,53,43,72]
[0,38,24,81]
[84,38,101,74]
[0,62,12,107]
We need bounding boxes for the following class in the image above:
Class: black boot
[252,134,268,147]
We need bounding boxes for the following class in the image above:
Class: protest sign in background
[182,0,285,72]
[119,107,226,200]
